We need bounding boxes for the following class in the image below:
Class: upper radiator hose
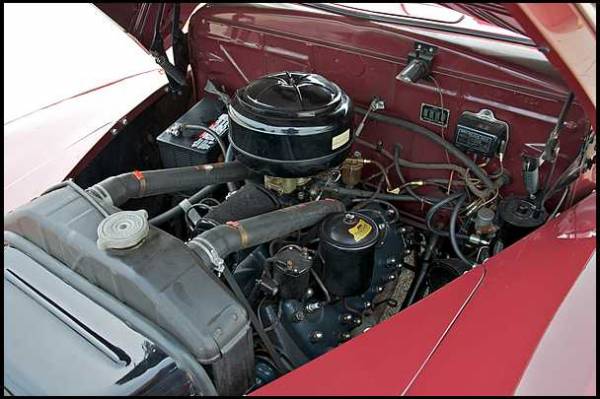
[188,199,344,269]
[88,161,256,207]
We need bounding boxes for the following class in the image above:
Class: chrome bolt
[340,313,353,323]
[293,311,305,322]
[305,302,321,313]
[339,332,351,342]
[310,330,324,342]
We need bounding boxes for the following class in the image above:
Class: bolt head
[310,331,324,342]
[293,311,305,322]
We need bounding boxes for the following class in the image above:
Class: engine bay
[4,4,596,396]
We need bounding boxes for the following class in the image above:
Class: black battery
[157,97,228,168]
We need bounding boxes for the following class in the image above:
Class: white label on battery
[331,129,350,150]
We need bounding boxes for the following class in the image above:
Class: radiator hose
[188,199,344,262]
[87,161,256,207]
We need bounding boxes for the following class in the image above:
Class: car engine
[5,70,589,395]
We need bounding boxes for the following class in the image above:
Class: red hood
[96,2,532,53]
[440,3,527,36]
[94,3,199,52]
[96,3,595,130]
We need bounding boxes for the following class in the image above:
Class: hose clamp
[225,221,249,248]
[190,237,225,276]
[132,170,147,196]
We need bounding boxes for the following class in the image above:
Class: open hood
[96,3,528,52]
[440,3,528,36]
[95,3,200,91]
[95,3,200,51]
[96,2,596,128]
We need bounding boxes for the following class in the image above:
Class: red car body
[4,3,595,395]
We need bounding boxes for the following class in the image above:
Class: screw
[344,213,356,223]
[340,313,353,323]
[110,128,118,135]
[376,285,384,293]
[305,302,321,313]
[363,301,372,309]
[121,118,128,125]
[386,257,396,266]
[293,311,305,322]
[310,330,324,342]
[353,317,362,326]
[338,332,351,342]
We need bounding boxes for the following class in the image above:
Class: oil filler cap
[97,210,149,250]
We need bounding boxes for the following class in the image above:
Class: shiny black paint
[229,72,354,177]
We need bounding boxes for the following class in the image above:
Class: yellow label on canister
[348,219,372,242]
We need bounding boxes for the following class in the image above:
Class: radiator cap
[97,210,149,250]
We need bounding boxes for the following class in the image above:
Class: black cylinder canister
[498,197,548,246]
[318,212,379,297]
[228,72,353,177]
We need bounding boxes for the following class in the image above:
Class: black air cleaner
[228,72,353,177]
